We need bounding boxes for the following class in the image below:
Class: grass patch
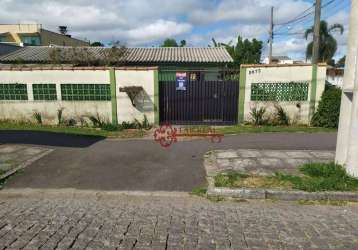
[0,121,145,139]
[214,163,358,192]
[297,200,348,206]
[214,171,293,190]
[191,187,207,197]
[215,125,337,135]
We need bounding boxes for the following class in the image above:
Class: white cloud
[189,0,312,25]
[0,0,350,59]
[125,20,192,45]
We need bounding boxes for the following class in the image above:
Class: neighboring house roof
[0,43,21,56]
[0,46,233,64]
[272,56,292,60]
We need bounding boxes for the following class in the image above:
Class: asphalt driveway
[2,132,337,191]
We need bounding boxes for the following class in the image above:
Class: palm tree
[305,20,344,63]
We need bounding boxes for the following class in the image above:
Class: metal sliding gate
[159,70,239,125]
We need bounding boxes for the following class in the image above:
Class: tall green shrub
[311,85,342,128]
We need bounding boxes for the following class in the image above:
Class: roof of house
[0,46,233,64]
[271,56,292,60]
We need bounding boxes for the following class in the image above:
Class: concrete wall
[0,70,111,125]
[0,24,41,34]
[0,24,89,46]
[115,69,155,124]
[242,64,326,124]
[0,68,157,125]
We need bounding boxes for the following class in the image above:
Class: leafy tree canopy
[161,38,186,47]
[90,42,104,47]
[305,20,344,63]
[211,36,263,67]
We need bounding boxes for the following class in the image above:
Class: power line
[274,0,337,35]
[321,0,350,20]
[274,32,305,36]
[275,3,315,26]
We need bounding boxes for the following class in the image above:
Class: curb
[207,184,358,201]
[0,188,191,199]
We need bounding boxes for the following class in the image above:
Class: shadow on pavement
[0,130,105,148]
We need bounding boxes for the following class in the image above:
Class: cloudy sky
[0,0,351,61]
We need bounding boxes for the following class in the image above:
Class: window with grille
[61,84,111,101]
[0,84,28,100]
[251,82,309,101]
[33,84,57,100]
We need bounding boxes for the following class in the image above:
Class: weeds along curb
[206,177,358,202]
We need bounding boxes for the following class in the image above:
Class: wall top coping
[241,63,327,68]
[0,65,159,71]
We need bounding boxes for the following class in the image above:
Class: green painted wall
[309,64,318,121]
[238,67,247,123]
[109,68,118,125]
[154,70,160,125]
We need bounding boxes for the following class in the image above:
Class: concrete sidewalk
[0,145,52,181]
[205,149,335,176]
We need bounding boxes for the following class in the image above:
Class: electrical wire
[274,0,338,36]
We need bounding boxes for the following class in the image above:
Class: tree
[161,38,187,47]
[161,38,178,47]
[91,42,104,47]
[336,55,346,68]
[211,36,263,67]
[304,20,344,63]
[58,26,68,35]
[179,40,186,47]
[311,85,342,128]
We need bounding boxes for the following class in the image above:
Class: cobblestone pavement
[0,192,357,249]
[205,149,335,176]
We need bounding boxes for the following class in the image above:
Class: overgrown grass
[215,125,337,135]
[297,200,348,206]
[214,163,358,192]
[191,187,208,197]
[0,121,145,139]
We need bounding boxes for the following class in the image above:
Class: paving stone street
[0,193,357,250]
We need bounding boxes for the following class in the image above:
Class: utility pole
[308,0,322,120]
[335,0,358,177]
[268,6,274,64]
[312,0,321,64]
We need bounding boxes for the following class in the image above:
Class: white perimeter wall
[243,65,326,124]
[0,70,111,124]
[115,69,155,124]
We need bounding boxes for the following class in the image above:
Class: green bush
[101,123,122,131]
[273,105,290,126]
[311,85,341,128]
[33,112,42,124]
[134,115,152,130]
[89,113,105,127]
[250,107,267,126]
